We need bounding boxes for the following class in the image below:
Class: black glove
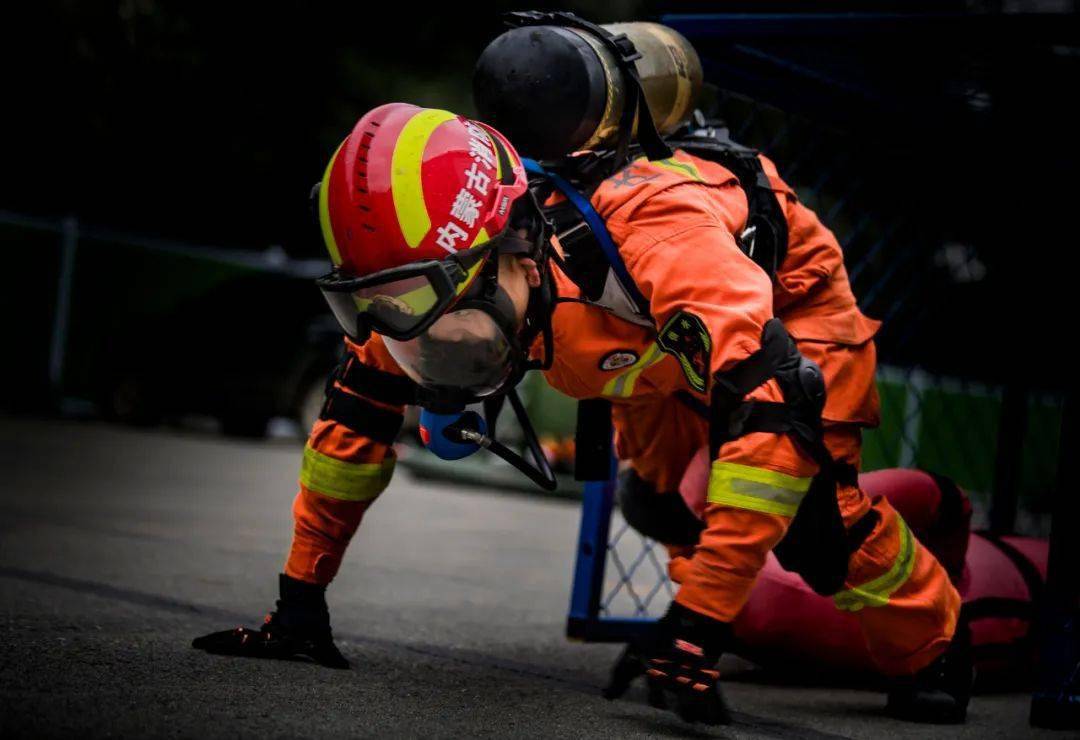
[603,601,732,725]
[192,574,349,669]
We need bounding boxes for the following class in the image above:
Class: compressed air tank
[473,22,702,159]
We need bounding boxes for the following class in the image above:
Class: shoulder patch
[657,311,711,393]
[599,350,639,371]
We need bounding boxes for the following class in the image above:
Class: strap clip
[609,32,643,64]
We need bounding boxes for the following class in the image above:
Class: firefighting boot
[885,619,972,724]
[192,574,349,669]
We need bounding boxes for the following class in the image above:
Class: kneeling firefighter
[193,12,970,725]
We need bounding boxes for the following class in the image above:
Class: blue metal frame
[565,454,659,643]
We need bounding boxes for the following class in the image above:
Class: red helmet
[315,104,553,399]
[318,102,528,277]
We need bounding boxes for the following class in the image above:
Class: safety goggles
[316,186,552,343]
[316,243,492,342]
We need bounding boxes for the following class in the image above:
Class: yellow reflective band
[833,518,917,612]
[602,342,667,398]
[653,156,704,183]
[391,109,457,248]
[706,461,812,517]
[299,444,395,502]
[319,141,345,265]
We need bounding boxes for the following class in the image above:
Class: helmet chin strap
[512,186,558,375]
[520,250,556,373]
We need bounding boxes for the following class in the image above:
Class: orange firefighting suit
[286,150,961,678]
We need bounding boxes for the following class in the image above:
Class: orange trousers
[668,427,961,677]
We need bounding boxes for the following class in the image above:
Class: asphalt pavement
[0,417,1057,738]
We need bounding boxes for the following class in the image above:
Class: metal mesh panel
[600,514,675,620]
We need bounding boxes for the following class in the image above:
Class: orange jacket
[542,150,880,483]
[534,150,883,621]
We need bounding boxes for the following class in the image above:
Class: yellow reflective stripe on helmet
[391,109,457,248]
[319,140,345,265]
[485,133,503,182]
[602,342,667,398]
[833,518,916,611]
[299,444,395,502]
[706,461,812,517]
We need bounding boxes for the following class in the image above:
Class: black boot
[885,620,972,724]
[192,574,349,669]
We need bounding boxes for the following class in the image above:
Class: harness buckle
[321,353,348,418]
[324,350,348,395]
[609,33,643,64]
[739,224,758,258]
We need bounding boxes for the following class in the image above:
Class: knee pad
[617,469,704,546]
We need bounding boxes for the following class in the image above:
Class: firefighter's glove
[192,574,349,669]
[603,601,732,725]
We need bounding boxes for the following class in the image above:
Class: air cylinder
[473,22,702,160]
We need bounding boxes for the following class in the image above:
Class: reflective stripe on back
[649,156,704,182]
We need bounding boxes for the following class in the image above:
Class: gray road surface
[0,418,1053,738]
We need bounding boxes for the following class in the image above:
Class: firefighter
[193,102,970,725]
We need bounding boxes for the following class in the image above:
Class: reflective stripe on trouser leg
[706,461,812,517]
[833,493,961,675]
[299,443,396,502]
[833,516,916,612]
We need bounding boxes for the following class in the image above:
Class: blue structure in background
[565,453,662,642]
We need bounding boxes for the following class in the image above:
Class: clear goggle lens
[383,308,513,396]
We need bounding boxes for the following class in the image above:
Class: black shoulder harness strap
[666,126,789,279]
[539,123,789,304]
[709,319,831,466]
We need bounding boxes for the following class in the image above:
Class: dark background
[2,1,1077,521]
[5,1,651,255]
[8,0,1061,257]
